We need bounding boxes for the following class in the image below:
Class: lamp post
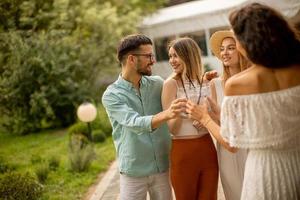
[77,102,97,141]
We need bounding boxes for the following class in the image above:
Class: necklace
[179,73,205,104]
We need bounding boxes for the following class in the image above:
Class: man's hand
[165,98,187,120]
[152,98,187,129]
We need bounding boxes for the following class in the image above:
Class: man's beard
[137,64,152,76]
[139,70,152,76]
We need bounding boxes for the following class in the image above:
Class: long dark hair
[229,3,300,68]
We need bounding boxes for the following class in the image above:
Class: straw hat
[209,30,234,60]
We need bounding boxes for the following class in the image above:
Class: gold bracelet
[203,118,211,127]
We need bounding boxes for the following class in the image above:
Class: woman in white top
[186,3,300,200]
[209,30,251,200]
[162,37,218,200]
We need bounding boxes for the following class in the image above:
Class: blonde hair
[168,37,204,82]
[222,52,251,82]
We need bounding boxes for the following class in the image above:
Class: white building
[140,0,300,78]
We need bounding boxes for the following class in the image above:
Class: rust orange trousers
[171,134,219,200]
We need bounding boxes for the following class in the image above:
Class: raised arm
[102,91,154,132]
[186,100,237,153]
[152,97,186,130]
[102,88,185,132]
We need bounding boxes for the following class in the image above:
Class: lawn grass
[0,129,115,200]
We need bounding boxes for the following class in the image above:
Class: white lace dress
[220,85,300,200]
[213,78,248,200]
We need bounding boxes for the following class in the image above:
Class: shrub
[92,129,106,143]
[68,134,95,172]
[0,162,10,174]
[92,104,112,137]
[0,157,15,174]
[0,32,89,135]
[68,122,89,138]
[0,0,165,135]
[48,156,60,171]
[0,172,43,200]
[30,155,43,165]
[35,163,50,184]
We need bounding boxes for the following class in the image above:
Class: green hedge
[0,172,43,200]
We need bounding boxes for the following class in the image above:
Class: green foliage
[93,129,106,143]
[68,122,89,138]
[0,0,57,31]
[0,0,165,135]
[48,156,60,171]
[35,163,50,183]
[68,134,95,172]
[0,172,43,200]
[0,162,10,174]
[68,103,112,142]
[30,154,43,165]
[0,32,90,135]
[0,156,15,174]
[92,104,112,137]
[0,130,116,200]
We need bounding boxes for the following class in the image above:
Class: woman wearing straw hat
[208,30,251,200]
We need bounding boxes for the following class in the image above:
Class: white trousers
[119,171,172,200]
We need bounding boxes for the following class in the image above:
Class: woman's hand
[192,120,204,130]
[204,70,218,81]
[187,98,238,153]
[186,99,211,125]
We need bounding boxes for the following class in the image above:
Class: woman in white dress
[186,3,300,200]
[209,30,251,200]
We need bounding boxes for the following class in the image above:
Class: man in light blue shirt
[102,34,185,200]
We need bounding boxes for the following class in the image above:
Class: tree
[0,0,166,134]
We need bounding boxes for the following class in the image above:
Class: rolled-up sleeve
[102,90,153,133]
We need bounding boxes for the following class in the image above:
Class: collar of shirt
[116,74,147,91]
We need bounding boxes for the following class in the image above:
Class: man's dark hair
[229,3,300,68]
[117,34,152,64]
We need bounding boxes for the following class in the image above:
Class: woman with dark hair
[162,37,218,200]
[186,3,300,200]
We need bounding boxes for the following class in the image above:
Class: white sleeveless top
[220,85,300,199]
[172,80,210,138]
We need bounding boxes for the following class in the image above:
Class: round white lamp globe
[77,102,97,122]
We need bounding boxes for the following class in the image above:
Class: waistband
[172,132,209,140]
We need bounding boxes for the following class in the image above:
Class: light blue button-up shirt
[102,75,171,177]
